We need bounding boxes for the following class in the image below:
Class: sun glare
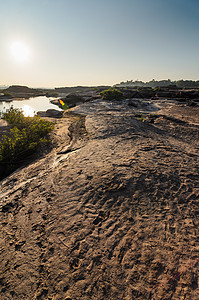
[10,41,30,63]
[22,105,35,117]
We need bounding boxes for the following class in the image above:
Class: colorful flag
[59,99,65,106]
[59,99,69,110]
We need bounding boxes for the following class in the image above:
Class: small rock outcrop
[37,109,63,118]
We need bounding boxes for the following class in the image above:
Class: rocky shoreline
[50,87,199,111]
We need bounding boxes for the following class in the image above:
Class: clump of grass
[139,113,145,122]
[135,112,145,122]
[0,107,54,176]
[100,87,123,100]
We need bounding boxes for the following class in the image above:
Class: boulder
[64,93,85,104]
[186,101,197,107]
[46,109,63,117]
[37,109,63,118]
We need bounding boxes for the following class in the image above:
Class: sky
[0,0,199,88]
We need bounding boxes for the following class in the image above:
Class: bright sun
[10,41,30,63]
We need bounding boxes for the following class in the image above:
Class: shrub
[100,88,123,100]
[0,107,54,176]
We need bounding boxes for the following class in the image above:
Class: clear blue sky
[0,0,199,87]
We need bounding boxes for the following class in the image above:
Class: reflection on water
[0,96,61,117]
[22,105,35,117]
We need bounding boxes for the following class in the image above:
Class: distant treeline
[115,79,199,89]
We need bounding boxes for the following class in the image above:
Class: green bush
[0,107,54,173]
[100,88,123,100]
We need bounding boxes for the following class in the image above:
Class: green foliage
[139,114,145,122]
[116,79,199,89]
[0,107,54,172]
[3,91,13,98]
[135,113,145,122]
[100,88,123,100]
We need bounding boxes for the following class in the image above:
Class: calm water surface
[0,96,61,117]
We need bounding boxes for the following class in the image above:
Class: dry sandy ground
[0,99,199,299]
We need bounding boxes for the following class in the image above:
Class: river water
[0,96,61,117]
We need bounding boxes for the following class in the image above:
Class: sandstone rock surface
[0,99,199,299]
